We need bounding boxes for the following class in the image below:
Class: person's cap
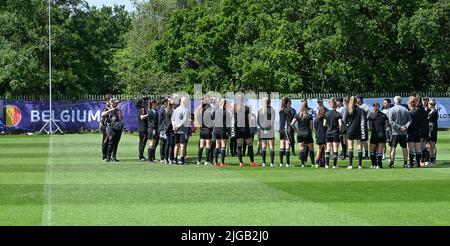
[336,97,343,102]
[317,98,323,103]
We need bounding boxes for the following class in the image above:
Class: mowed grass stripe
[4,179,447,205]
[329,201,450,226]
[3,168,447,184]
[0,135,49,226]
[48,201,370,226]
[0,205,46,226]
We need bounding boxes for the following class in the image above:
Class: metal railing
[2,91,450,101]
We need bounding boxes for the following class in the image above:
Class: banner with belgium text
[1,98,449,132]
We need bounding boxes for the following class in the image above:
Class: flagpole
[48,0,52,134]
[39,0,62,135]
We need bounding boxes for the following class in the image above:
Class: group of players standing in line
[100,94,439,169]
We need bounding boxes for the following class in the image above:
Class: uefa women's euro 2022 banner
[1,98,450,132]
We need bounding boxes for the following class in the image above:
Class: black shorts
[347,132,361,140]
[316,134,326,145]
[390,135,407,148]
[200,128,213,139]
[147,129,156,139]
[235,128,251,139]
[326,135,340,143]
[279,131,288,140]
[214,132,229,140]
[174,133,187,144]
[407,131,421,143]
[297,134,313,144]
[200,127,212,140]
[200,133,212,140]
[370,135,386,145]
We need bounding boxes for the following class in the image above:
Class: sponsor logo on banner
[436,101,449,120]
[5,105,22,127]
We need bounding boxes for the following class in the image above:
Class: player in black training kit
[101,95,112,160]
[422,97,430,164]
[146,100,159,163]
[194,98,214,165]
[290,99,315,168]
[213,99,232,166]
[279,97,295,167]
[368,102,389,168]
[137,98,148,161]
[288,105,297,156]
[257,98,276,167]
[407,96,423,168]
[103,98,124,162]
[381,98,392,160]
[314,107,327,167]
[427,99,438,165]
[344,96,367,169]
[324,98,343,168]
[159,100,174,164]
[300,102,314,164]
[233,94,257,167]
[416,96,428,167]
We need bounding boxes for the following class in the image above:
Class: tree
[112,0,195,95]
[147,0,449,94]
[0,0,131,98]
[398,0,450,92]
[0,0,47,97]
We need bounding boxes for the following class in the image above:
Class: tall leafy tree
[148,0,449,94]
[0,0,131,98]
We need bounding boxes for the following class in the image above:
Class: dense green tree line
[0,0,448,97]
[0,0,130,97]
[144,0,449,94]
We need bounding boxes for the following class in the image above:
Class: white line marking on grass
[42,135,54,226]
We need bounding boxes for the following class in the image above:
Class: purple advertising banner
[2,100,138,132]
[1,98,450,132]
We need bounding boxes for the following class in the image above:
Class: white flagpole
[48,0,52,134]
[39,0,62,135]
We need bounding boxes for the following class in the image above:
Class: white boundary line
[42,135,53,226]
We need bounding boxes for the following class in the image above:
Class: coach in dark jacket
[147,100,159,162]
[103,98,124,162]
[100,95,112,160]
[137,98,148,161]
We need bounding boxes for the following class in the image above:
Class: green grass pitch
[1,132,450,226]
